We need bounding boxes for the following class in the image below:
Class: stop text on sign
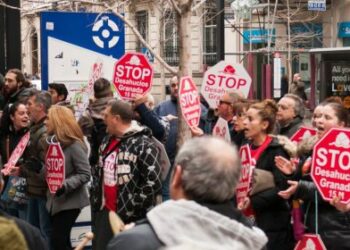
[311,128,350,203]
[206,74,247,89]
[47,158,64,171]
[316,148,350,170]
[115,65,151,81]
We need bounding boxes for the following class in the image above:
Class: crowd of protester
[0,68,349,250]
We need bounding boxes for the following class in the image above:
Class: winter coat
[154,100,207,164]
[107,199,268,250]
[244,137,295,250]
[0,126,29,206]
[19,118,48,198]
[46,140,90,215]
[135,103,169,143]
[78,96,113,136]
[154,100,177,164]
[78,96,112,166]
[277,117,304,138]
[293,136,350,250]
[90,122,162,223]
[0,126,29,165]
[289,80,307,101]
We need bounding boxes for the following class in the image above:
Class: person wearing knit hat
[0,217,28,250]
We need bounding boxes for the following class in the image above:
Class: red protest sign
[290,127,317,143]
[294,234,326,250]
[113,52,153,100]
[179,76,201,127]
[87,60,103,95]
[213,117,231,142]
[201,61,251,109]
[236,145,253,205]
[46,143,65,194]
[1,132,30,175]
[311,128,350,203]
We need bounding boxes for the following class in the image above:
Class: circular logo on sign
[92,16,120,49]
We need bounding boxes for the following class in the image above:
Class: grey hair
[29,90,52,113]
[174,136,241,203]
[283,94,305,118]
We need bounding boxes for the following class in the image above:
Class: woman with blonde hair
[44,105,90,250]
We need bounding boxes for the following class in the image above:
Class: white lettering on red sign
[116,65,151,81]
[236,145,253,205]
[113,52,153,100]
[311,128,350,203]
[179,76,201,127]
[46,143,65,194]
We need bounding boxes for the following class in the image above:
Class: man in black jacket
[276,94,305,138]
[107,137,268,250]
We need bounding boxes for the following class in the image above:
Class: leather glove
[55,186,66,197]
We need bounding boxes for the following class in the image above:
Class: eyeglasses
[170,83,178,88]
[219,100,232,106]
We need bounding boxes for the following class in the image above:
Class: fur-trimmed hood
[296,135,318,157]
[270,134,298,158]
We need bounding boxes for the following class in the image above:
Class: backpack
[89,117,107,166]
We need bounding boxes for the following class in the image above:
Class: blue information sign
[41,11,125,90]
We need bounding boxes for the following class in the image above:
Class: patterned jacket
[90,122,162,223]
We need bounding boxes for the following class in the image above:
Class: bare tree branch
[168,0,182,15]
[0,0,21,10]
[103,2,177,75]
[191,0,207,12]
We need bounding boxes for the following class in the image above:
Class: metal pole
[5,0,21,71]
[216,0,225,61]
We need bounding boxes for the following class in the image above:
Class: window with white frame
[163,10,179,66]
[203,2,217,66]
[135,11,148,52]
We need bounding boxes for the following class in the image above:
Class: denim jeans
[27,197,52,245]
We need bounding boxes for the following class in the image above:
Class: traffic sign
[290,127,317,144]
[308,0,326,11]
[213,117,231,142]
[41,12,125,90]
[141,47,154,63]
[46,143,65,194]
[294,234,326,250]
[201,61,252,109]
[179,76,201,127]
[311,128,350,203]
[236,145,253,205]
[113,52,153,100]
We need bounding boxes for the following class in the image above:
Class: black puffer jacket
[293,136,350,250]
[90,122,162,223]
[245,137,295,250]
